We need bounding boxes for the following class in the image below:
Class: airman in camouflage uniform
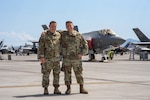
[61,21,88,94]
[39,21,61,95]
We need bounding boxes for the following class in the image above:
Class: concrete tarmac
[0,54,150,100]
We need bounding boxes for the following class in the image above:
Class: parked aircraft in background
[0,40,15,54]
[132,28,150,49]
[28,40,38,54]
[123,28,150,60]
[119,28,150,53]
[0,40,36,55]
[133,28,150,42]
[13,43,38,56]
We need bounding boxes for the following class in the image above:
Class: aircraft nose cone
[112,36,125,46]
[118,37,125,44]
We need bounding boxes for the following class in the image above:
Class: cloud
[11,32,35,41]
[0,32,36,46]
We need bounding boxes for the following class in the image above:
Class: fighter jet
[0,40,15,54]
[28,40,38,54]
[125,28,150,60]
[133,28,150,42]
[81,28,125,61]
[132,28,150,49]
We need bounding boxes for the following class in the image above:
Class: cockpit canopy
[98,29,116,36]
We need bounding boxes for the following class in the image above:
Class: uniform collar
[68,30,77,36]
[48,30,57,36]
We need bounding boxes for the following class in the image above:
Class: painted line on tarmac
[0,68,40,74]
[0,82,121,88]
[1,81,150,88]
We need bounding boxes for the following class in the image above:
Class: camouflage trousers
[41,60,60,88]
[62,59,84,85]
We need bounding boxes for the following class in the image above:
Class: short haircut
[66,21,73,25]
[49,21,56,25]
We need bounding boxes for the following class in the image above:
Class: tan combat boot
[80,84,88,94]
[44,87,49,95]
[54,86,61,94]
[65,85,71,94]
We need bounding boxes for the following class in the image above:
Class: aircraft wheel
[101,57,105,61]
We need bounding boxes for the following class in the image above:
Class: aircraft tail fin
[74,25,79,32]
[132,28,150,42]
[0,40,4,49]
[41,25,48,30]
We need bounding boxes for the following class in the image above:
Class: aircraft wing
[128,42,150,52]
[132,42,150,45]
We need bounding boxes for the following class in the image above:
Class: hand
[40,58,45,63]
[77,54,82,59]
[41,32,46,36]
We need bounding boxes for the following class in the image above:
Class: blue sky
[0,0,150,46]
